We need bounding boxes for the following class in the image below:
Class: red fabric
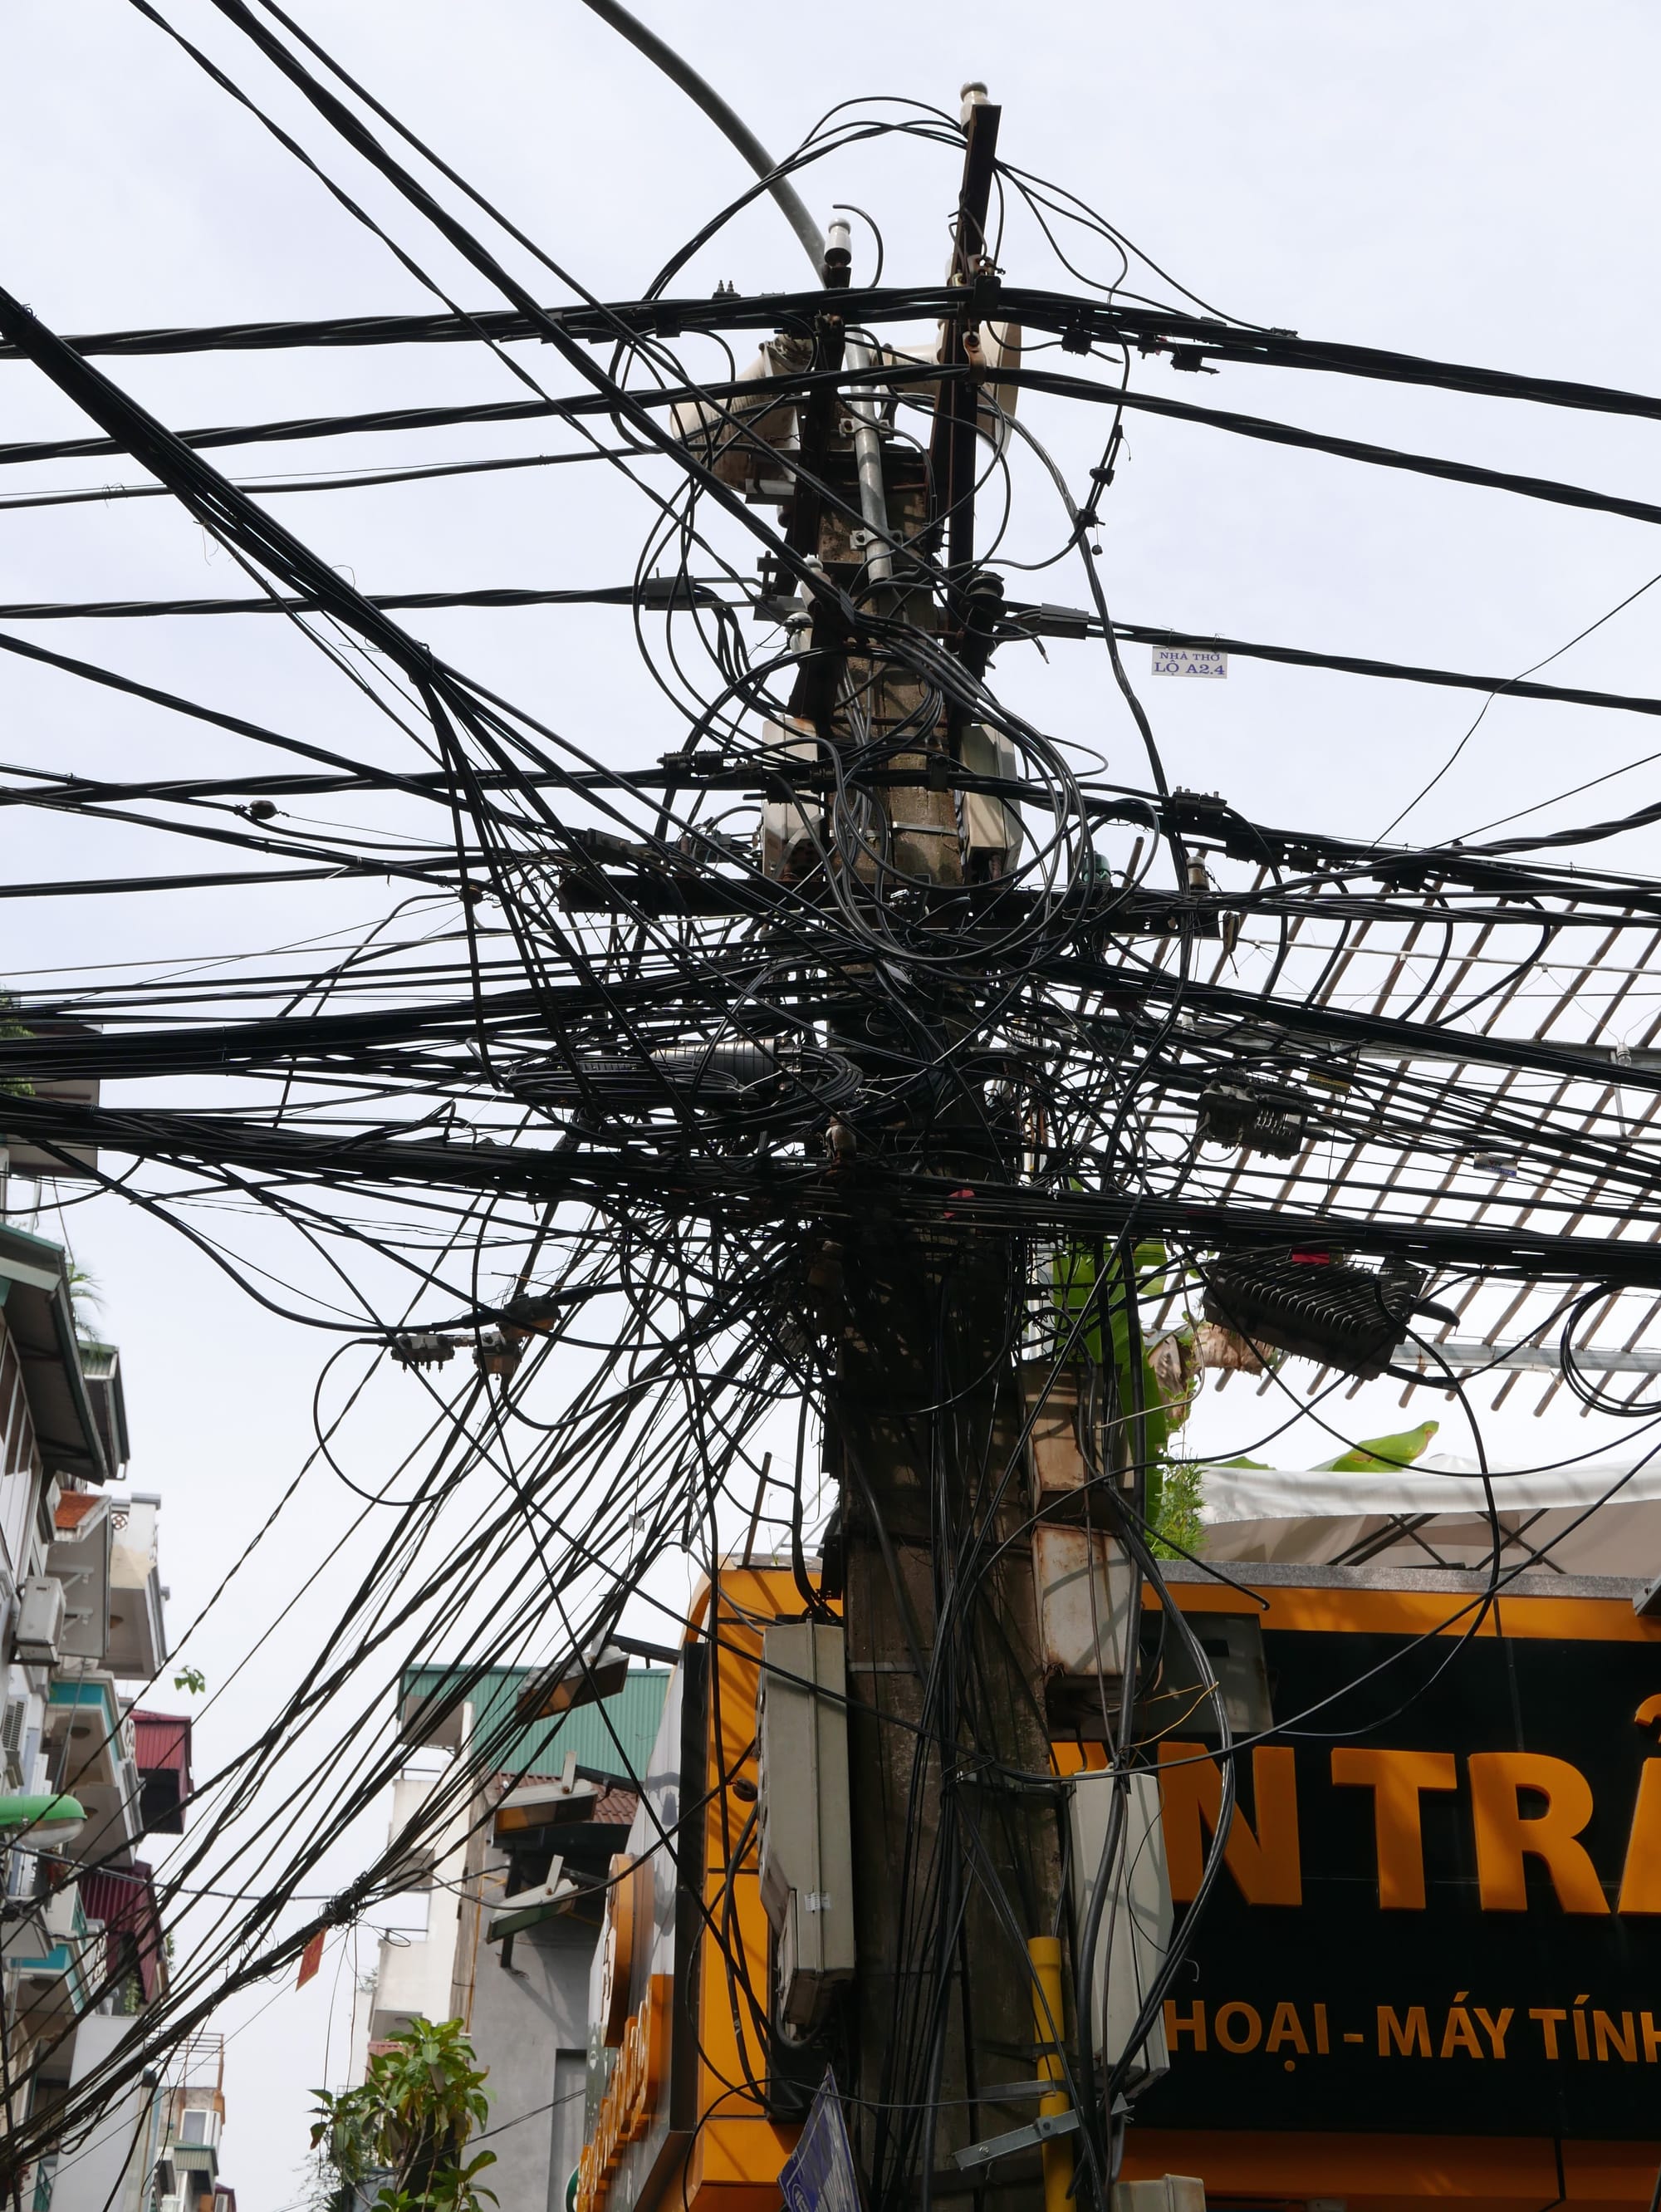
[296,1929,326,1989]
[79,1861,164,2004]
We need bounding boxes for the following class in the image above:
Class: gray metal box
[757,1622,855,2032]
[1113,2180,1205,2212]
[1034,1525,1136,1739]
[1069,1768,1173,2088]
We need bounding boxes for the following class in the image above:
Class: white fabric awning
[1194,1451,1661,1577]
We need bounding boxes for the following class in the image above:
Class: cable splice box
[757,1621,855,2034]
[1203,1250,1437,1380]
[1069,1768,1173,2087]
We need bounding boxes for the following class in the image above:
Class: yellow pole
[1027,1935,1074,2212]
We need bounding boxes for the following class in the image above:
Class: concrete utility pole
[584,17,1075,2197]
[798,91,1071,2210]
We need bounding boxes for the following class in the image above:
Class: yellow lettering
[1468,1753,1610,1915]
[1163,1999,1205,2052]
[1439,2004,1482,2059]
[1330,1748,1457,1910]
[1265,2002,1309,2056]
[1531,2008,1565,2058]
[1378,2004,1429,2058]
[1619,1760,1661,1911]
[1213,2001,1262,2054]
[641,1973,669,2116]
[1595,2009,1637,2062]
[579,1974,674,2212]
[1158,1742,1302,1905]
[1475,2005,1512,2058]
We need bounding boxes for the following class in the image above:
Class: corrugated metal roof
[80,1861,164,2005]
[131,1710,191,1778]
[399,1665,669,1783]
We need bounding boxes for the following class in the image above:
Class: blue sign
[779,2071,861,2212]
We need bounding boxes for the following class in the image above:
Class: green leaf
[308,2018,495,2212]
[1150,1456,1206,1559]
[1314,1418,1439,1474]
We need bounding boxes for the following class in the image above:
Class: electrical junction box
[12,1577,65,1667]
[757,722,823,884]
[959,723,1023,869]
[757,1621,855,2033]
[1112,2179,1205,2212]
[1034,1526,1136,1740]
[1019,1361,1111,1511]
[1070,1768,1173,2090]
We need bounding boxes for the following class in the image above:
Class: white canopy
[1195,1450,1661,1578]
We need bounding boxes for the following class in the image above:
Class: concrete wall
[466,1916,593,2212]
[370,1770,468,2039]
[50,2013,161,2212]
[357,1756,599,2210]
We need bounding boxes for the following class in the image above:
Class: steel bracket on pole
[952,2110,1080,2170]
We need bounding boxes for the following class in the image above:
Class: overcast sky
[9,2,1661,2202]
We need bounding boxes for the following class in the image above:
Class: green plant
[172,1667,207,1697]
[1052,1238,1185,1528]
[1149,1454,1205,1559]
[310,2018,495,2212]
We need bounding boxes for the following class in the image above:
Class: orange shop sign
[576,1974,671,2212]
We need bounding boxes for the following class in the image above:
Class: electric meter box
[756,1621,855,2032]
[1070,1768,1173,2089]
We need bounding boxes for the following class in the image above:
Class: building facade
[350,1665,669,2212]
[0,1219,218,2212]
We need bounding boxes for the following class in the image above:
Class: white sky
[9,2,1661,2201]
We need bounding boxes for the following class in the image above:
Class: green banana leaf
[1314,1418,1439,1474]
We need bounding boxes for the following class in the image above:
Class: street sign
[1151,646,1227,679]
[779,2071,861,2212]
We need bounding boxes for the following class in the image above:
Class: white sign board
[1150,645,1227,679]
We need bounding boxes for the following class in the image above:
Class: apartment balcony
[130,1709,191,1835]
[45,1495,112,1670]
[2,1869,101,2026]
[44,1675,142,1867]
[170,2144,219,2200]
[106,1493,164,1682]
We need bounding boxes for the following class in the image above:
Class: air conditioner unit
[13,1577,65,1666]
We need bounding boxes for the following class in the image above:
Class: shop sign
[575,1974,671,2212]
[1135,1609,1661,2141]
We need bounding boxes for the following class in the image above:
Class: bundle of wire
[8,3,1661,2204]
